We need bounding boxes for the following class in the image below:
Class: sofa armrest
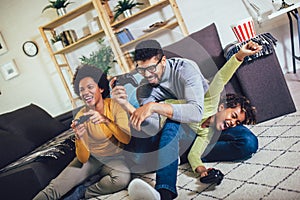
[235,52,296,122]
[163,23,226,79]
[55,110,74,127]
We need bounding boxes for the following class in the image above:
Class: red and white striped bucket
[231,17,256,42]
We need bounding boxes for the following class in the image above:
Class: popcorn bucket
[231,17,256,42]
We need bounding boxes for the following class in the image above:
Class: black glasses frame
[136,57,163,74]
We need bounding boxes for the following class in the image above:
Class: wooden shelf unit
[39,0,188,108]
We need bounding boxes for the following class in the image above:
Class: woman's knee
[85,169,130,197]
[102,160,131,189]
[84,165,130,198]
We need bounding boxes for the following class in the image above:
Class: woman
[33,65,131,200]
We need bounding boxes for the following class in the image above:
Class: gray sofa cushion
[163,23,242,94]
[0,104,68,147]
[163,23,226,79]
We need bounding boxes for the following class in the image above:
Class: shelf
[58,64,69,68]
[53,30,105,54]
[42,1,94,30]
[120,20,178,49]
[111,0,170,28]
[268,2,300,20]
[39,0,187,108]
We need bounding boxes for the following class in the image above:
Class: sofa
[0,104,75,200]
[162,23,296,123]
[0,23,296,200]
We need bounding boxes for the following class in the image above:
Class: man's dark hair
[72,64,109,98]
[220,93,256,125]
[134,39,164,61]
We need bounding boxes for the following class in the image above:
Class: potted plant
[50,31,64,51]
[79,39,115,74]
[42,0,74,16]
[113,0,144,21]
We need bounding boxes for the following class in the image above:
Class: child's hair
[72,64,109,98]
[134,39,164,61]
[220,93,256,125]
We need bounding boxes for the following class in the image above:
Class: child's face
[214,104,246,130]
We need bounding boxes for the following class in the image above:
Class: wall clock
[22,41,38,57]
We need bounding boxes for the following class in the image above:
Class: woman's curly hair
[72,64,109,98]
[220,93,257,125]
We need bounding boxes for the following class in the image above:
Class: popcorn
[231,17,256,42]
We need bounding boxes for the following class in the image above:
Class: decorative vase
[123,9,132,18]
[56,8,67,16]
[53,41,64,51]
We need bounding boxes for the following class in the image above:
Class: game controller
[75,115,92,125]
[200,168,224,185]
[112,73,138,88]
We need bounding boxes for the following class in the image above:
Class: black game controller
[112,73,138,88]
[75,115,92,125]
[200,168,224,185]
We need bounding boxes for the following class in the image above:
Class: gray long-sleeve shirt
[137,58,209,135]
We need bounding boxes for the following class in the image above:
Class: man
[112,39,208,200]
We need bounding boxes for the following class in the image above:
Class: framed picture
[0,60,19,80]
[0,32,8,55]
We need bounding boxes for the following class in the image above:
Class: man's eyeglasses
[136,57,162,75]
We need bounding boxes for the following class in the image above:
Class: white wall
[0,0,299,116]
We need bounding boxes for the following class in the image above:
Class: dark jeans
[202,124,258,162]
[125,119,196,198]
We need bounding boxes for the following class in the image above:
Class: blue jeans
[124,119,195,198]
[154,119,196,198]
[202,124,258,162]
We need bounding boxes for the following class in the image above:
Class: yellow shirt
[75,98,130,163]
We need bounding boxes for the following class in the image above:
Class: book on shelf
[123,28,134,40]
[115,28,135,45]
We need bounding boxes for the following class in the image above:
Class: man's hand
[235,40,262,61]
[110,77,137,117]
[111,85,129,106]
[110,77,129,106]
[130,102,155,131]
